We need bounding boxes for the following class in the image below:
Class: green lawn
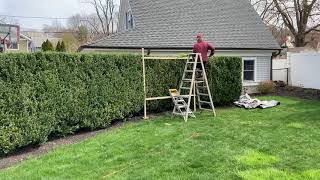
[1,96,320,180]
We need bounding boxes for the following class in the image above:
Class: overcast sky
[0,0,120,31]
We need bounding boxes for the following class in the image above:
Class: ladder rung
[177,105,187,108]
[195,80,204,83]
[199,108,214,111]
[185,70,203,72]
[176,99,185,103]
[197,86,207,88]
[182,79,192,82]
[198,93,209,96]
[180,87,190,90]
[199,101,212,104]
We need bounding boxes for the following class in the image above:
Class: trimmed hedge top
[0,52,242,155]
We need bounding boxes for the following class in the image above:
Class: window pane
[244,71,254,81]
[125,12,128,29]
[244,60,254,71]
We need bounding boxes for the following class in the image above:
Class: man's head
[196,34,203,43]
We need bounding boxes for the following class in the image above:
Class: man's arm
[208,43,215,57]
[193,45,197,53]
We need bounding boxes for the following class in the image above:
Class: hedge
[0,52,242,155]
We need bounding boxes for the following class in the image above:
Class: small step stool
[169,89,195,121]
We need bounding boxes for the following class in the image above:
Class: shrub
[208,56,243,105]
[55,41,61,51]
[0,53,242,155]
[258,81,275,94]
[41,39,54,51]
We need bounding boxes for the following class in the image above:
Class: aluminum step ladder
[169,89,195,122]
[170,53,216,122]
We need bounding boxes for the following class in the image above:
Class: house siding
[256,56,271,82]
[243,56,271,94]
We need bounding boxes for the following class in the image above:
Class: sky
[0,0,120,31]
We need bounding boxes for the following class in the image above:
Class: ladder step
[182,79,203,83]
[175,104,188,109]
[185,70,203,73]
[199,101,212,104]
[199,108,214,111]
[198,93,209,96]
[180,87,190,90]
[175,99,185,103]
[195,80,204,83]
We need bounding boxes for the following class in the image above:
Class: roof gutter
[80,45,282,52]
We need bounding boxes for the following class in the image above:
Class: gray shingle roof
[84,0,280,50]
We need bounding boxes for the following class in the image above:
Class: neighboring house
[1,24,33,53]
[23,31,62,52]
[81,0,281,93]
[1,33,32,53]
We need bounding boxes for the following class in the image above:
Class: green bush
[258,80,275,94]
[208,56,243,105]
[0,53,242,155]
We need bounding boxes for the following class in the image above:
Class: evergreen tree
[60,41,66,52]
[41,40,48,51]
[46,40,54,51]
[56,41,61,52]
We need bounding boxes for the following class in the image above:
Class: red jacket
[193,41,215,61]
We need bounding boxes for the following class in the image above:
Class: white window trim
[5,43,20,51]
[242,57,257,83]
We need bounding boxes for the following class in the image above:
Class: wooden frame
[141,48,196,119]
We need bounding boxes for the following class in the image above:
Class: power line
[0,14,84,20]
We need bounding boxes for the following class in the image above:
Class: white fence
[273,53,320,90]
[288,53,320,89]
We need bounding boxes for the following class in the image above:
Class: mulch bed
[272,83,320,101]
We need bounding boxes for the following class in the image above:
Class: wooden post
[193,82,196,111]
[142,48,148,119]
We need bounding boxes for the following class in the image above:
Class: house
[1,33,32,53]
[23,31,62,52]
[0,24,33,53]
[80,0,281,93]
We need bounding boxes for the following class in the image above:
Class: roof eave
[80,45,282,51]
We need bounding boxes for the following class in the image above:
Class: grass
[1,96,320,180]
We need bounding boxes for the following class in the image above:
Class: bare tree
[251,0,320,47]
[67,14,108,43]
[83,0,117,35]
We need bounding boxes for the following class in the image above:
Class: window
[243,58,255,81]
[125,11,134,30]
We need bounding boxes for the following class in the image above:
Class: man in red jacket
[193,34,215,77]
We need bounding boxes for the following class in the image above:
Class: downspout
[271,49,282,81]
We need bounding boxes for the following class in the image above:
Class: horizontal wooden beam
[143,57,188,60]
[146,95,196,101]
